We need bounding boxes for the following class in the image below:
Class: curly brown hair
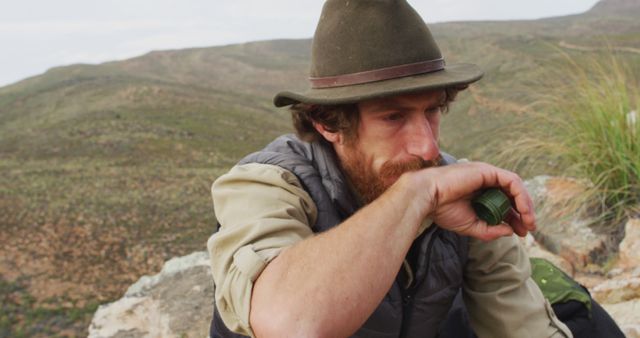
[290,103,359,143]
[290,87,463,143]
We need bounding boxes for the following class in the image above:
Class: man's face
[335,90,446,203]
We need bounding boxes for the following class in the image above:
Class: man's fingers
[462,220,514,241]
[498,169,536,232]
[504,209,528,237]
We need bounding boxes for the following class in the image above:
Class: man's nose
[406,116,439,161]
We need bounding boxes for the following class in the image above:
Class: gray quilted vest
[211,134,469,338]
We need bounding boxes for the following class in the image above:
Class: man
[207,1,614,337]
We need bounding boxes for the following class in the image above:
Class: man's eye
[384,113,404,121]
[426,106,442,114]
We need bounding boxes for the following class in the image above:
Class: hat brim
[274,63,483,107]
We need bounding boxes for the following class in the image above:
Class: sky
[0,0,601,87]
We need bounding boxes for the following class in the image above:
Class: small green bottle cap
[472,188,512,225]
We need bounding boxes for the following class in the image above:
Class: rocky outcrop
[88,252,213,338]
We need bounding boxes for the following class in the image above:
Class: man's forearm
[250,174,424,338]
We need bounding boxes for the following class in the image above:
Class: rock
[591,277,640,304]
[602,299,640,338]
[607,267,625,278]
[617,218,640,270]
[88,251,213,338]
[524,176,610,269]
[519,233,574,276]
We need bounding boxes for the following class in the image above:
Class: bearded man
[206,1,620,337]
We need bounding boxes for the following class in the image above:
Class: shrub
[493,52,639,229]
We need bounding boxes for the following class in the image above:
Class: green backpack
[530,257,592,316]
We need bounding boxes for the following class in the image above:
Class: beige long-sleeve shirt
[207,163,572,338]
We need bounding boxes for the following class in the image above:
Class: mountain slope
[588,0,640,16]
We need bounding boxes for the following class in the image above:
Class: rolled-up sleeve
[463,235,573,338]
[207,163,317,337]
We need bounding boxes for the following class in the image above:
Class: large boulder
[88,251,213,338]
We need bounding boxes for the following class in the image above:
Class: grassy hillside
[1,0,639,336]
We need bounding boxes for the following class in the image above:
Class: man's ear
[312,122,343,144]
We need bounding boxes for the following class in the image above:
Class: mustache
[378,154,443,178]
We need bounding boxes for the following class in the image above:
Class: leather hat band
[309,58,445,89]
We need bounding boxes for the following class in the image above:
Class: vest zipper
[398,227,441,338]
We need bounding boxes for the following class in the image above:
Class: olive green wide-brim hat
[274,0,484,107]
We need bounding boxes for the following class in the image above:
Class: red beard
[340,146,442,204]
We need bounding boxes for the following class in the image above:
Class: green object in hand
[472,188,512,225]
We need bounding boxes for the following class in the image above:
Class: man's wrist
[395,171,438,229]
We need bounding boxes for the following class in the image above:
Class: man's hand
[402,161,536,241]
